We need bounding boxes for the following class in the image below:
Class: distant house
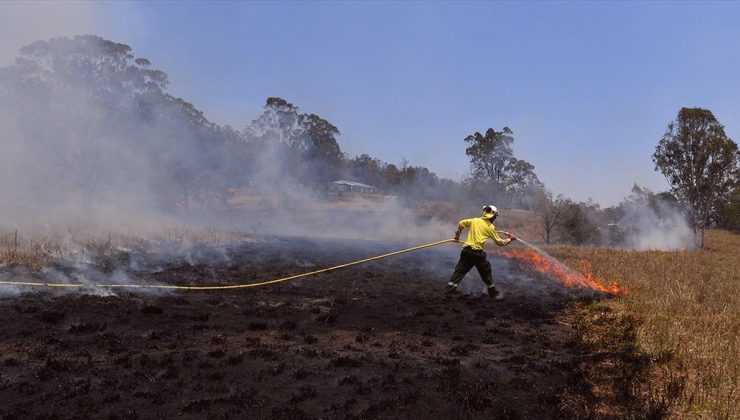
[330,180,377,194]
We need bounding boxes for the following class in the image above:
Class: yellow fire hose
[0,239,455,291]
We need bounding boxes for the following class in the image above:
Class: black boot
[488,287,503,300]
[444,284,458,297]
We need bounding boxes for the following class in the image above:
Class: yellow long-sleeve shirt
[457,217,510,250]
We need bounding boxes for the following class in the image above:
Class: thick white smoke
[621,207,693,251]
[0,2,97,67]
[0,30,457,300]
[617,187,693,251]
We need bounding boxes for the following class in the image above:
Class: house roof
[332,180,375,188]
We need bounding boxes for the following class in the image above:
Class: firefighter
[446,205,516,299]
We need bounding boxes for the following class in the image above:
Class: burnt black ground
[0,237,586,419]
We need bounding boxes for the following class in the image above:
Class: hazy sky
[2,1,739,206]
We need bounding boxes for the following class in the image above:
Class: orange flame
[504,248,627,295]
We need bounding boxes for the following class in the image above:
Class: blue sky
[3,1,740,206]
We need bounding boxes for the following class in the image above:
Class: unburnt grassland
[550,230,739,418]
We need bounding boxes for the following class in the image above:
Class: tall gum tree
[6,35,168,210]
[463,127,540,208]
[653,107,739,248]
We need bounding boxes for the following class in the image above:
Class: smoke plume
[0,33,459,298]
[616,186,693,251]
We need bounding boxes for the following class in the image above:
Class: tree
[0,35,255,216]
[5,35,170,209]
[382,163,402,188]
[464,127,539,206]
[243,98,345,191]
[534,189,565,244]
[16,35,167,103]
[152,95,226,210]
[653,108,739,247]
[296,113,343,187]
[394,164,440,205]
[244,97,301,146]
[464,127,514,185]
[348,154,384,187]
[242,98,303,197]
[558,200,600,245]
[716,187,740,232]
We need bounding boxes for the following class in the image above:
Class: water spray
[513,237,562,265]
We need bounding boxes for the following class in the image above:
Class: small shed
[330,180,377,194]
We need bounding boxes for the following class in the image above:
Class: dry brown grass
[0,248,54,270]
[0,225,255,271]
[549,230,739,418]
[0,229,60,270]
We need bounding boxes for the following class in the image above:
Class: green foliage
[463,127,540,207]
[17,35,168,101]
[296,113,343,186]
[244,97,301,146]
[558,200,601,245]
[2,35,550,218]
[1,35,252,213]
[464,127,515,184]
[242,97,466,206]
[653,107,739,246]
[243,98,346,190]
[716,188,740,232]
[347,154,385,187]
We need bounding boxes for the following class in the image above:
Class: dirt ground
[0,237,614,419]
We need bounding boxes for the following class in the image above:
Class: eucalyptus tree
[653,107,739,247]
[463,127,540,207]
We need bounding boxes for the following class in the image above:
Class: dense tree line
[1,35,548,217]
[1,36,737,246]
[0,35,246,215]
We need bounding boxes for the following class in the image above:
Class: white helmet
[482,205,498,219]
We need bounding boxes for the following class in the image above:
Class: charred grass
[6,230,735,417]
[549,229,739,418]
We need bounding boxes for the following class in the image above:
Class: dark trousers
[448,247,494,288]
